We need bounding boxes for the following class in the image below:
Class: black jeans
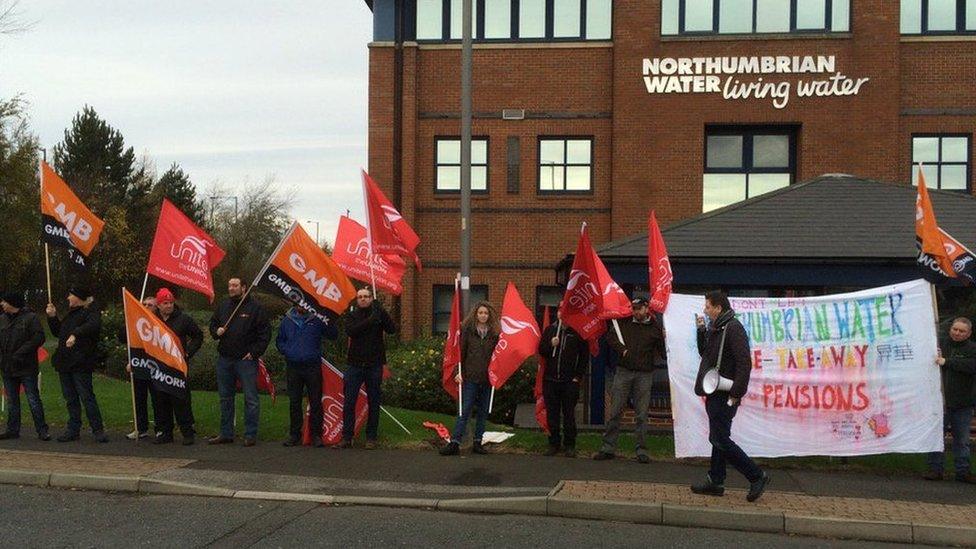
[706,394,762,485]
[2,374,48,436]
[58,371,104,434]
[342,362,382,441]
[133,377,159,434]
[543,379,579,448]
[287,361,322,440]
[155,390,195,437]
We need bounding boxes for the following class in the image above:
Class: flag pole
[455,274,463,416]
[221,222,296,331]
[551,319,561,358]
[488,387,495,414]
[361,172,378,299]
[611,319,625,346]
[381,405,411,434]
[40,160,53,304]
[122,289,139,440]
[139,273,149,301]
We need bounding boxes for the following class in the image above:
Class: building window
[703,127,796,212]
[902,0,976,34]
[415,0,612,41]
[912,135,971,191]
[538,138,592,193]
[535,285,564,323]
[662,0,850,35]
[435,138,488,193]
[433,284,488,334]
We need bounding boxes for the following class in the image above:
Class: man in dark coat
[46,286,108,443]
[0,291,49,440]
[208,277,271,447]
[153,288,204,445]
[337,286,396,449]
[690,290,768,502]
[925,317,976,483]
[538,308,588,457]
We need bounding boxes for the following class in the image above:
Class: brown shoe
[208,436,234,445]
[922,470,943,481]
[364,440,376,450]
[243,438,256,447]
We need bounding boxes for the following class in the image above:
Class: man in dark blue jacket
[276,306,338,447]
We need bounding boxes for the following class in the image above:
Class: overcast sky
[0,0,373,245]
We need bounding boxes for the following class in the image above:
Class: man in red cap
[152,287,203,445]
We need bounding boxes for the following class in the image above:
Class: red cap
[155,288,175,304]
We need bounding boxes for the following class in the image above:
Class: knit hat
[67,286,92,301]
[1,291,25,309]
[631,297,649,308]
[155,287,175,304]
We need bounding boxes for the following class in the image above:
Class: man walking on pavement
[46,286,109,443]
[336,287,396,449]
[208,277,270,447]
[538,308,588,457]
[276,305,338,447]
[0,291,49,440]
[925,317,976,483]
[153,288,203,446]
[690,290,769,502]
[594,297,665,464]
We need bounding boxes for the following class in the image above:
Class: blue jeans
[927,406,973,475]
[58,371,104,434]
[452,381,491,443]
[3,374,47,436]
[706,394,762,485]
[342,362,383,441]
[216,356,259,439]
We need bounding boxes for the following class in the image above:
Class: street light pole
[460,0,473,314]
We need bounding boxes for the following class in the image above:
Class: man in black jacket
[46,286,108,443]
[538,308,588,457]
[690,290,768,502]
[0,291,49,440]
[595,298,665,464]
[153,288,203,446]
[337,287,396,449]
[925,317,976,483]
[208,277,271,447]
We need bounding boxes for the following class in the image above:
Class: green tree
[153,163,206,227]
[0,97,41,293]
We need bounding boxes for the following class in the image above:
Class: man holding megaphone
[690,291,769,502]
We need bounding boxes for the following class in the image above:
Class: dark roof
[596,175,976,262]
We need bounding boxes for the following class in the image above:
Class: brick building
[363,0,976,339]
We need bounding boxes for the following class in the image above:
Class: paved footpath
[0,436,973,546]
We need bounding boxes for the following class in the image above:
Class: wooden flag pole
[457,368,463,417]
[488,387,495,414]
[361,173,378,299]
[551,319,562,358]
[44,244,53,303]
[139,273,149,301]
[611,319,625,345]
[122,289,139,439]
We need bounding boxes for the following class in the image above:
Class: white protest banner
[664,279,943,458]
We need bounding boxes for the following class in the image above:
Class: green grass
[6,360,934,475]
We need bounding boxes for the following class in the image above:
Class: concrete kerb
[233,490,335,504]
[911,523,976,547]
[437,496,549,516]
[785,515,913,544]
[0,469,51,487]
[138,478,236,498]
[663,503,785,534]
[548,497,663,524]
[49,473,140,493]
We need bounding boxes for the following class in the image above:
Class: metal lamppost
[460,0,473,313]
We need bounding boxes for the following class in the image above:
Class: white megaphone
[702,367,734,395]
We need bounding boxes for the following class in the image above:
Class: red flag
[647,210,673,313]
[147,198,226,302]
[241,358,276,405]
[534,307,551,434]
[559,224,632,353]
[362,170,422,270]
[488,283,541,389]
[302,359,369,446]
[441,278,462,401]
[332,215,406,295]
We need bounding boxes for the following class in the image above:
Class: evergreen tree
[0,97,42,293]
[154,163,206,227]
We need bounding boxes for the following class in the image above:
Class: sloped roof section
[598,175,976,260]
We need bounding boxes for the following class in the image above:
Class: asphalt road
[0,485,910,548]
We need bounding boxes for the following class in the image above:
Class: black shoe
[92,431,109,443]
[690,476,725,496]
[955,473,976,484]
[593,451,615,461]
[56,432,80,443]
[333,439,352,449]
[544,445,560,457]
[38,432,51,441]
[208,436,234,445]
[282,437,300,447]
[636,454,650,464]
[439,441,460,456]
[0,431,20,440]
[747,473,770,502]
[563,447,577,458]
[313,439,325,448]
[153,434,174,445]
[182,435,195,446]
[923,470,943,481]
[472,441,488,455]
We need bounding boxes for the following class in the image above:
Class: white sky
[0,0,374,245]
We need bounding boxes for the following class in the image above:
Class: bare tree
[0,1,34,36]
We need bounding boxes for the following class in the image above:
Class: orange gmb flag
[254,222,356,325]
[915,166,958,278]
[123,288,189,399]
[39,160,105,267]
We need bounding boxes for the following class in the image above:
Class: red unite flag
[237,359,277,404]
[534,307,551,434]
[362,170,422,270]
[302,359,369,446]
[488,283,541,389]
[147,199,226,302]
[647,210,673,313]
[559,224,632,354]
[332,215,406,295]
[441,278,462,400]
